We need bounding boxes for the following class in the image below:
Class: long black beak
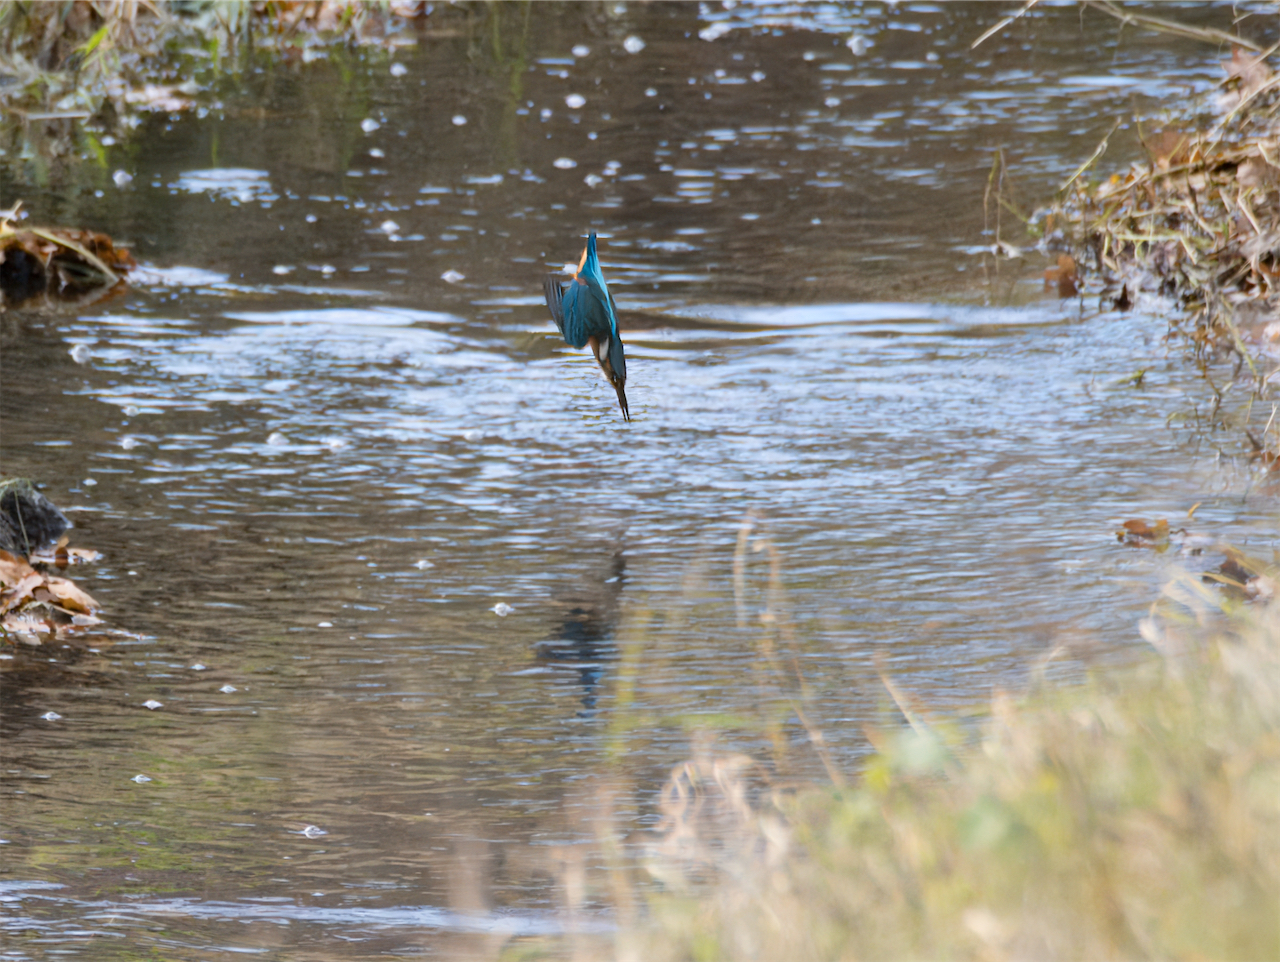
[614,382,631,422]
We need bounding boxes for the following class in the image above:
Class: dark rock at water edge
[0,478,70,557]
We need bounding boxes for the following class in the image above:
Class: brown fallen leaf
[1203,550,1276,600]
[1222,47,1275,109]
[42,576,100,614]
[28,543,100,566]
[1043,254,1078,297]
[0,549,38,587]
[1141,129,1195,170]
[1,571,45,613]
[1237,156,1278,189]
[1217,553,1252,586]
[0,221,135,306]
[1117,518,1170,546]
[2,610,54,642]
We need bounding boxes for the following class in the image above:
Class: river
[1,3,1274,959]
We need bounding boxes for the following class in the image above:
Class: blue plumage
[544,233,630,421]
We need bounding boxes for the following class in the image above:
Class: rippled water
[3,3,1278,958]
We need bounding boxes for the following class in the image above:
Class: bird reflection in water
[535,544,626,715]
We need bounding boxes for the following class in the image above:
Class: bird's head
[577,232,600,282]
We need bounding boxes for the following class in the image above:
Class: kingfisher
[543,232,630,421]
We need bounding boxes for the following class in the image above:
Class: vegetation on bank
[985,8,1280,464]
[0,0,428,111]
[597,565,1279,961]
[1038,43,1280,439]
[0,1,435,178]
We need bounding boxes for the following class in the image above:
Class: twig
[984,150,1005,247]
[1085,1,1264,52]
[877,668,929,739]
[971,0,1040,50]
[1060,118,1123,193]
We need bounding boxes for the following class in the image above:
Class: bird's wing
[543,275,567,335]
[606,325,627,381]
[548,275,616,350]
[606,289,623,340]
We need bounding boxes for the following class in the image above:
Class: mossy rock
[0,478,69,558]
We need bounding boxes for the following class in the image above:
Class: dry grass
[0,1,172,117]
[595,565,1280,962]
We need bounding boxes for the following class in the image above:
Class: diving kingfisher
[543,232,630,421]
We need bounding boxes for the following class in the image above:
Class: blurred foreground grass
[598,568,1279,962]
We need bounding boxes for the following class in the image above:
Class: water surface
[3,4,1278,958]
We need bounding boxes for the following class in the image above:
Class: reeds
[594,559,1280,961]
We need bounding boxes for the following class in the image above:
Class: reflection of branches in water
[1129,306,1280,473]
[1172,345,1280,472]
